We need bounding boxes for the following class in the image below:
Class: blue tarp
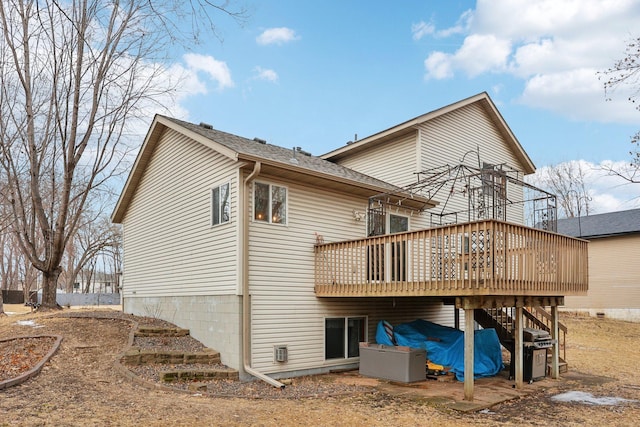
[376,319,504,381]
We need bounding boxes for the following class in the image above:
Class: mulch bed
[133,336,208,353]
[0,336,57,383]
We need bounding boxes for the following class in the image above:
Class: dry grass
[1,307,639,426]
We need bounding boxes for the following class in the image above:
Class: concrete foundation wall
[124,295,242,370]
[561,308,640,323]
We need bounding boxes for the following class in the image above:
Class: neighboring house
[558,208,640,321]
[111,92,587,399]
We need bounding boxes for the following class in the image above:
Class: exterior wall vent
[274,345,288,362]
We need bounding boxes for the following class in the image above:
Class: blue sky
[159,0,640,212]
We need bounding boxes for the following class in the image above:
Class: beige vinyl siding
[122,128,239,297]
[335,132,419,188]
[565,234,640,310]
[418,103,526,224]
[246,175,458,373]
[333,103,528,226]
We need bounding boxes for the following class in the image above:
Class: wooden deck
[314,219,588,298]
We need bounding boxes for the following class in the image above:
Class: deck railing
[314,219,588,297]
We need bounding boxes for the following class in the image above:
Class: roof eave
[237,153,436,210]
[321,92,536,175]
[111,115,241,223]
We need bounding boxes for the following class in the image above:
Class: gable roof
[556,208,640,239]
[112,115,433,223]
[321,92,536,175]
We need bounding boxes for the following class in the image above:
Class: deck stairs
[474,307,568,374]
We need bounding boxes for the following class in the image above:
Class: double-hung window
[211,182,230,226]
[325,316,366,360]
[254,182,287,224]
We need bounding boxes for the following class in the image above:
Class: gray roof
[556,208,640,239]
[162,116,408,194]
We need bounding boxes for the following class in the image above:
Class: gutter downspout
[241,161,285,389]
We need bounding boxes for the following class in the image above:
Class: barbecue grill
[509,328,557,383]
[523,327,556,349]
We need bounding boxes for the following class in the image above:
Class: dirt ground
[1,307,640,426]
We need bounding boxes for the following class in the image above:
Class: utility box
[359,343,426,383]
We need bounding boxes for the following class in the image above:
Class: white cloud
[420,0,640,124]
[256,27,299,45]
[134,54,233,125]
[253,66,278,83]
[412,21,435,41]
[424,51,453,80]
[434,9,473,38]
[519,69,638,123]
[425,34,511,79]
[183,53,234,90]
[455,34,512,77]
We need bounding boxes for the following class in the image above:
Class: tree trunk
[41,269,62,310]
[0,290,5,316]
[22,264,38,305]
[22,286,30,305]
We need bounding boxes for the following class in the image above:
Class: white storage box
[359,343,426,383]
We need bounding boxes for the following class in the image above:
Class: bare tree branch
[0,0,247,309]
[527,161,592,219]
[599,36,640,183]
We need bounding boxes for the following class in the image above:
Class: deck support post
[514,304,524,389]
[464,307,475,401]
[550,305,560,379]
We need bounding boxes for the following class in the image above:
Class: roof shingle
[162,116,408,194]
[556,208,640,239]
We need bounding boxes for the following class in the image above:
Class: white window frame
[324,316,367,360]
[253,181,288,225]
[211,182,231,226]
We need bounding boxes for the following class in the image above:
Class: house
[557,208,640,321]
[111,92,587,400]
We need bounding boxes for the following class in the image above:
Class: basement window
[325,316,366,360]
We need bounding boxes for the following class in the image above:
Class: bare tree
[1,230,18,312]
[600,36,640,183]
[527,161,592,219]
[0,1,246,310]
[21,260,39,307]
[106,224,122,294]
[0,193,7,316]
[62,212,118,293]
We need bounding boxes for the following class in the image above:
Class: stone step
[121,348,221,365]
[160,368,239,383]
[134,326,190,337]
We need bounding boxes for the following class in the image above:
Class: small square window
[254,182,287,224]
